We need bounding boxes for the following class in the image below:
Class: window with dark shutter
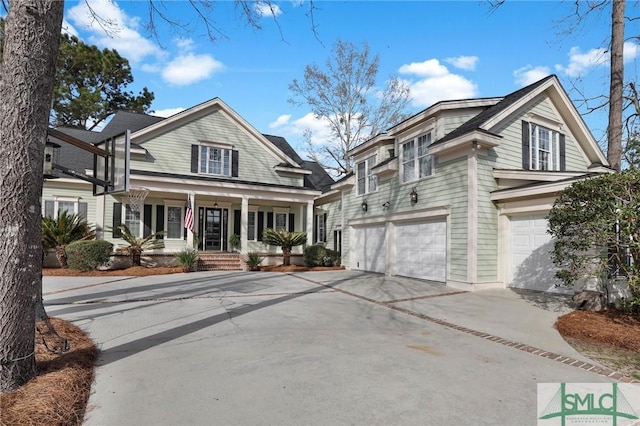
[257,211,264,241]
[191,145,199,173]
[156,205,164,239]
[559,134,566,171]
[267,212,274,229]
[232,150,239,177]
[288,213,295,232]
[143,204,152,237]
[233,209,241,236]
[522,121,530,170]
[113,203,122,238]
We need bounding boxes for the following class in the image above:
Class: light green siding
[133,109,300,187]
[476,154,499,282]
[492,97,590,171]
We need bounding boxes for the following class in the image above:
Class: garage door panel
[510,216,566,293]
[353,225,386,274]
[395,220,447,282]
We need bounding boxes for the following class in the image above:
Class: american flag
[184,197,194,232]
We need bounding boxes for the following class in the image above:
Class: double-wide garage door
[510,215,563,292]
[353,220,446,282]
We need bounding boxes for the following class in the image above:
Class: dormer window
[356,155,377,195]
[200,146,231,176]
[522,121,566,171]
[401,132,434,183]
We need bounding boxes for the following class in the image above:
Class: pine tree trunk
[0,0,64,393]
[608,0,625,172]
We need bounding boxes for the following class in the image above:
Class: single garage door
[510,215,564,292]
[353,225,386,273]
[395,220,447,282]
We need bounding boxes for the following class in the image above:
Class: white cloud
[175,38,195,51]
[254,2,283,18]
[161,53,224,86]
[624,41,640,63]
[555,46,607,78]
[398,59,478,108]
[445,55,479,71]
[513,65,552,86]
[152,108,186,118]
[269,112,333,146]
[398,59,449,78]
[66,0,164,63]
[269,115,292,129]
[62,19,78,37]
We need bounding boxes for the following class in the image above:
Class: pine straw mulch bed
[43,265,185,277]
[0,318,98,426]
[556,310,640,380]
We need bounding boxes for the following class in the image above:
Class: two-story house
[315,75,610,293]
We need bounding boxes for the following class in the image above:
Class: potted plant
[175,248,200,272]
[229,234,241,252]
[245,251,264,271]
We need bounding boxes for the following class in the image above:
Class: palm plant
[262,228,307,266]
[115,224,165,266]
[42,211,96,268]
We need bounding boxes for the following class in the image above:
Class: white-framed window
[200,145,232,176]
[248,210,257,241]
[530,124,560,171]
[356,155,377,195]
[275,212,288,231]
[125,205,141,238]
[43,197,88,220]
[166,205,183,239]
[315,212,327,243]
[401,132,434,183]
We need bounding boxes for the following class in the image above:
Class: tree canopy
[52,34,154,130]
[547,171,640,311]
[289,39,411,176]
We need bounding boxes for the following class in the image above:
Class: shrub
[174,248,200,271]
[304,244,327,267]
[325,249,341,266]
[66,240,113,271]
[245,251,265,270]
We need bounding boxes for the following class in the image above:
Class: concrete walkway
[43,271,619,426]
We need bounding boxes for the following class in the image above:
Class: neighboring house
[43,98,332,260]
[315,75,610,293]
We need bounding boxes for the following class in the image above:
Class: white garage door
[395,220,447,282]
[353,225,386,273]
[510,215,565,292]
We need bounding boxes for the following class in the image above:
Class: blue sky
[58,0,638,154]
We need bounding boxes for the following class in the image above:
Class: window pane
[357,161,366,195]
[248,211,256,240]
[402,140,415,182]
[125,206,141,237]
[224,150,230,176]
[58,201,75,216]
[167,206,182,239]
[200,146,207,173]
[419,155,433,177]
[275,213,287,231]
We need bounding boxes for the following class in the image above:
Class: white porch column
[186,193,195,248]
[241,196,249,254]
[306,200,314,245]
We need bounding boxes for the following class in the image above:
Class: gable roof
[101,111,164,139]
[263,134,305,165]
[49,127,103,173]
[302,161,335,192]
[433,75,556,146]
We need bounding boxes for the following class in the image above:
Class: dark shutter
[44,200,54,218]
[233,209,241,236]
[257,211,264,241]
[143,204,152,237]
[113,203,122,238]
[156,205,164,239]
[288,213,295,232]
[314,214,318,243]
[522,121,530,170]
[191,145,199,173]
[323,213,327,242]
[232,150,239,177]
[267,212,274,229]
[78,202,88,220]
[559,134,566,171]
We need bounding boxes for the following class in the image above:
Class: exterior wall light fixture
[410,188,418,204]
[361,199,368,212]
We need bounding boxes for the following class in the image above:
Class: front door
[204,208,223,251]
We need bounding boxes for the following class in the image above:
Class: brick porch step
[197,252,244,271]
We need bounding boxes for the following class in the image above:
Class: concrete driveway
[44,270,617,426]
